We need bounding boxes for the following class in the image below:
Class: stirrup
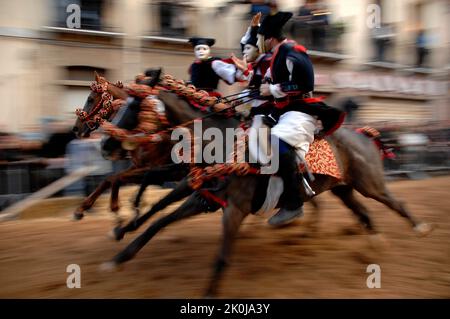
[302,176,316,197]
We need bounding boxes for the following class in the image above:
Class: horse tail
[355,126,395,160]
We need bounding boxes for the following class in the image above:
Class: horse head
[72,71,127,138]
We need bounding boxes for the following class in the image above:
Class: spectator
[0,131,23,162]
[249,0,274,18]
[291,1,330,51]
[159,2,192,37]
[64,132,113,196]
[415,29,429,67]
[309,2,329,51]
[371,23,396,62]
[290,1,314,46]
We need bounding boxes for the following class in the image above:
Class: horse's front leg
[109,167,148,224]
[112,178,193,241]
[73,178,112,220]
[101,193,206,269]
[132,165,173,218]
[132,164,189,218]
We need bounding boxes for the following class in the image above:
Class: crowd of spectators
[0,119,130,210]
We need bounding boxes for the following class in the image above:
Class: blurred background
[0,1,449,300]
[0,0,449,210]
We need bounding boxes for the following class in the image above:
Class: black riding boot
[268,150,304,226]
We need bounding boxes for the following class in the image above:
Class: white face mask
[194,45,211,60]
[243,44,259,62]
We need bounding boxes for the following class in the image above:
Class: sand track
[0,176,449,298]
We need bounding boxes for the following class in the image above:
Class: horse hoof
[368,234,389,251]
[110,226,124,241]
[414,223,434,237]
[72,212,84,221]
[107,229,116,240]
[99,261,120,272]
[111,205,120,213]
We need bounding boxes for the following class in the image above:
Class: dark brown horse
[72,71,242,222]
[71,73,179,222]
[102,90,434,297]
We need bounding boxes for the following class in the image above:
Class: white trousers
[271,111,317,159]
[248,111,317,164]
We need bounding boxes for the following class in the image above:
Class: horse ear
[94,71,100,82]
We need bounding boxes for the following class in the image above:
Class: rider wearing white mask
[188,37,237,97]
[233,12,271,90]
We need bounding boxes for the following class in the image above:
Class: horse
[97,73,258,221]
[71,70,234,222]
[71,72,180,221]
[101,89,434,297]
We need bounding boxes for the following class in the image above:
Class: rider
[230,12,272,119]
[188,37,237,97]
[232,12,271,90]
[256,11,345,226]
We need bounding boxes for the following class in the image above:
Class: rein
[82,73,262,209]
[118,94,259,146]
[118,74,259,146]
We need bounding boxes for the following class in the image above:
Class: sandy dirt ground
[0,176,449,298]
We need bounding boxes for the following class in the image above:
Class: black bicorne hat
[143,68,162,87]
[258,11,293,39]
[188,37,216,47]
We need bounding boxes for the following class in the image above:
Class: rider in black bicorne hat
[255,11,345,226]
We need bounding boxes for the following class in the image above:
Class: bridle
[75,80,124,131]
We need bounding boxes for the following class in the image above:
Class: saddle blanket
[304,138,341,180]
[255,138,342,216]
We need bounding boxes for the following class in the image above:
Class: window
[65,66,106,81]
[61,66,107,114]
[157,1,192,37]
[55,0,104,31]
